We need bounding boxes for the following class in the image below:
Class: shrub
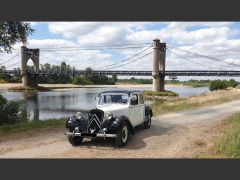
[209,79,239,91]
[227,79,239,88]
[72,75,92,85]
[209,80,228,91]
[0,95,29,125]
[0,79,6,83]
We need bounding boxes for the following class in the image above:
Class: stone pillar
[21,46,28,87]
[21,46,40,88]
[159,43,166,91]
[152,39,161,91]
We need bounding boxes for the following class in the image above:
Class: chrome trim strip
[65,132,116,138]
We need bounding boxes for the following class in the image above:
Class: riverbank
[152,88,240,115]
[0,83,189,90]
[0,119,66,142]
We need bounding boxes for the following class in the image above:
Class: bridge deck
[1,70,240,76]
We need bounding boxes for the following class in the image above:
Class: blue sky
[1,21,240,80]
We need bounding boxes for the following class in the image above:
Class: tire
[115,122,129,147]
[68,136,83,146]
[143,113,151,129]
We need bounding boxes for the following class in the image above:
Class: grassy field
[152,89,240,115]
[143,90,178,97]
[0,118,66,141]
[214,112,240,158]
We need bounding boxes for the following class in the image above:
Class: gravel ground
[1,100,240,158]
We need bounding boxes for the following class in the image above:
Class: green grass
[183,82,210,87]
[0,118,66,140]
[8,85,51,91]
[151,92,240,115]
[143,90,178,97]
[214,113,240,158]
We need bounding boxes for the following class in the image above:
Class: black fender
[105,115,135,135]
[145,105,153,120]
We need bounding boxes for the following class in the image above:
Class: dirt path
[1,100,240,158]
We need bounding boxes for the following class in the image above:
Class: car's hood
[97,104,129,118]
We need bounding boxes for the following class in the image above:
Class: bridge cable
[38,43,153,50]
[0,53,20,66]
[169,47,240,68]
[4,61,21,69]
[40,46,152,52]
[166,48,225,70]
[100,51,153,70]
[94,45,153,69]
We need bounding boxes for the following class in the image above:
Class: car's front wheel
[115,122,129,147]
[68,136,83,146]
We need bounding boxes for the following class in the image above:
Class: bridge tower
[152,39,166,91]
[21,46,40,88]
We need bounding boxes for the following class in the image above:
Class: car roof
[99,90,142,95]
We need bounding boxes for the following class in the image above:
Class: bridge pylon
[21,46,40,88]
[152,39,166,91]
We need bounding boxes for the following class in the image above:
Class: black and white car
[65,90,153,147]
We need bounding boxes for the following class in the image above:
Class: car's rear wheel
[115,122,129,147]
[68,136,83,146]
[143,113,151,129]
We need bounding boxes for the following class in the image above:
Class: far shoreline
[0,83,192,90]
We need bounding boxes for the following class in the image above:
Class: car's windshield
[98,94,129,105]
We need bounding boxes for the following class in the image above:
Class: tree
[0,21,34,53]
[112,74,118,83]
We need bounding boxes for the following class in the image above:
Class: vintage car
[65,90,153,147]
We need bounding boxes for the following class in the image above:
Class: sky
[1,21,240,80]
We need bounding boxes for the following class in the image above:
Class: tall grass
[214,113,240,158]
[151,90,240,115]
[0,118,67,139]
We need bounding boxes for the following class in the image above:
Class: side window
[130,94,138,106]
[139,94,144,104]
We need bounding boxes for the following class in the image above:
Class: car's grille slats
[87,109,104,132]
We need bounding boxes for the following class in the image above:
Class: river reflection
[0,86,209,121]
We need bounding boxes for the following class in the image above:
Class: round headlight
[76,112,82,120]
[105,112,113,120]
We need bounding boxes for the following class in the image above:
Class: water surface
[0,86,209,121]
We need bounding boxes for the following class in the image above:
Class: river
[0,85,209,121]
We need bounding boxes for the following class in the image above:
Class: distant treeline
[0,62,117,85]
[0,64,239,87]
[117,77,152,84]
[165,79,212,87]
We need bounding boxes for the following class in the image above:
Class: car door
[129,93,142,127]
[138,93,145,124]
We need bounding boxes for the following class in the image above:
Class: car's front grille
[87,109,104,132]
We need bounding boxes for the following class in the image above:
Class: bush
[209,80,228,91]
[72,75,92,85]
[227,79,239,88]
[209,79,239,91]
[0,79,6,83]
[0,95,29,125]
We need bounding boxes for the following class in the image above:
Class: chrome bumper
[65,132,116,138]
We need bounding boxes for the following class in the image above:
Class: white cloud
[2,21,240,77]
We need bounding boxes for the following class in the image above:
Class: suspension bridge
[1,39,240,91]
